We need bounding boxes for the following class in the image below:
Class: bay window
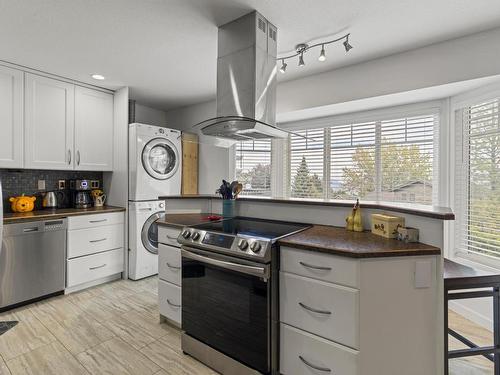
[235,139,272,196]
[455,97,500,262]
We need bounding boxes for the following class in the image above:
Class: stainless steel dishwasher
[0,219,67,310]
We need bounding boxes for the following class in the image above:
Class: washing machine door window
[141,211,165,254]
[142,138,179,180]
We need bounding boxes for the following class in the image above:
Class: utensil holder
[222,199,236,218]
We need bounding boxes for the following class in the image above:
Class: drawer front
[68,224,124,258]
[280,246,359,288]
[280,323,358,375]
[158,226,181,247]
[67,248,124,287]
[158,279,181,325]
[280,272,359,349]
[68,212,124,230]
[158,244,181,286]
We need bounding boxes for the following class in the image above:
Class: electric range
[177,217,310,375]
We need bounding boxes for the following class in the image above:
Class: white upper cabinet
[0,65,23,168]
[74,86,113,171]
[24,73,74,170]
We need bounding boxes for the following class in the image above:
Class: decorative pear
[353,199,363,232]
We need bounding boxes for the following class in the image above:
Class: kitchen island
[159,195,449,375]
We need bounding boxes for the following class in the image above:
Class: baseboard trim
[64,273,122,294]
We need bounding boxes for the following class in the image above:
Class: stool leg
[494,286,500,375]
[445,287,449,375]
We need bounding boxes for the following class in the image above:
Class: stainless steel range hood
[198,11,287,140]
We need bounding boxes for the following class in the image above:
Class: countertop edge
[278,239,441,258]
[3,206,126,224]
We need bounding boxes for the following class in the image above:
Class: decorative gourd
[9,195,36,213]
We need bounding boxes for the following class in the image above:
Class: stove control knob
[250,242,262,253]
[181,230,191,239]
[191,231,201,241]
[237,239,248,250]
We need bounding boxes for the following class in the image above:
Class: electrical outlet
[37,180,46,191]
[58,180,66,189]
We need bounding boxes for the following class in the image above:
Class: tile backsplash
[0,169,103,212]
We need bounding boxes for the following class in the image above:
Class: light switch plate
[58,180,66,189]
[37,180,46,190]
[415,260,432,289]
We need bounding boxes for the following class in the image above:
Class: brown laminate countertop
[3,206,126,224]
[156,213,220,229]
[158,195,454,220]
[278,225,441,258]
[444,258,500,287]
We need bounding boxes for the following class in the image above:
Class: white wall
[134,103,168,127]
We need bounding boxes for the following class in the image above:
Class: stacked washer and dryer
[128,123,182,280]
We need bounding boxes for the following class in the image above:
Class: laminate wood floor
[449,309,494,375]
[0,277,217,375]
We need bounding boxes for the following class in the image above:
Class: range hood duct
[198,11,287,140]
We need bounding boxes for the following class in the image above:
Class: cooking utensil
[233,183,243,197]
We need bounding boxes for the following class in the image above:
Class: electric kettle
[41,191,64,209]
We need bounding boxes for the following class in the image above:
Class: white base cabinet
[279,246,440,375]
[66,212,124,292]
[158,226,182,326]
[280,323,358,375]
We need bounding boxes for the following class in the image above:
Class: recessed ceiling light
[91,74,105,80]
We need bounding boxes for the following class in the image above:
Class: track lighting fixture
[318,44,326,62]
[279,59,287,73]
[343,35,353,52]
[298,52,305,67]
[277,33,353,73]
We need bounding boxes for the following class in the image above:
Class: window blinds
[328,115,436,203]
[235,140,272,196]
[456,98,500,259]
[289,128,325,199]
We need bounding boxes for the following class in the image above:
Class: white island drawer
[158,226,181,248]
[280,271,359,349]
[67,248,124,287]
[159,279,181,325]
[280,246,359,288]
[67,223,124,258]
[68,212,124,230]
[280,323,358,375]
[158,244,181,286]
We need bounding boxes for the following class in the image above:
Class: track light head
[318,45,326,62]
[343,37,353,52]
[298,52,305,67]
[279,59,287,73]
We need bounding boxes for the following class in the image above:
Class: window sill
[159,194,455,220]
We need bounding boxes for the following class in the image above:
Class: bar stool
[444,258,500,375]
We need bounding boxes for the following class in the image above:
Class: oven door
[181,246,271,374]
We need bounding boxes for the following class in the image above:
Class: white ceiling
[1,0,500,111]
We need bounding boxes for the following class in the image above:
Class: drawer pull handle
[299,261,332,271]
[89,219,107,223]
[298,302,331,315]
[166,235,178,240]
[166,262,181,270]
[89,264,107,270]
[90,238,107,243]
[299,355,331,372]
[166,299,181,308]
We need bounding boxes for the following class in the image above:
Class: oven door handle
[181,248,269,280]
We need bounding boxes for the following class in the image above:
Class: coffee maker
[69,180,96,209]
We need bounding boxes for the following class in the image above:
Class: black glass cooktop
[191,217,310,241]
